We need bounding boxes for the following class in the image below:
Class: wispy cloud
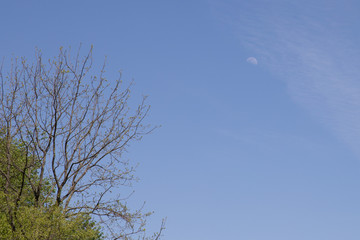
[213,0,360,156]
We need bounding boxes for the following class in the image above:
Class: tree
[0,46,165,239]
[0,129,103,239]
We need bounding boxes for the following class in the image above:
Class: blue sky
[1,1,360,239]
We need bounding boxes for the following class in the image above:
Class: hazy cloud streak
[214,0,360,156]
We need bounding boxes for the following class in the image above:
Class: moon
[246,57,258,65]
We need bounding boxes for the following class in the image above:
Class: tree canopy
[0,47,164,239]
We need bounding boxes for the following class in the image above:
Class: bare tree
[0,46,164,239]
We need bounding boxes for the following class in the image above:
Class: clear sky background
[1,1,360,239]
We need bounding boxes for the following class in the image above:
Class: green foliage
[0,132,34,200]
[0,132,103,239]
[0,205,103,240]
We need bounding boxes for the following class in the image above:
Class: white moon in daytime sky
[246,57,258,65]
